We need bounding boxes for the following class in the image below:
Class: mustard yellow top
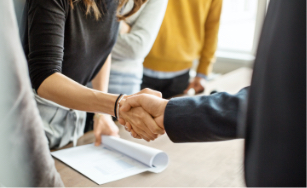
[143,0,223,76]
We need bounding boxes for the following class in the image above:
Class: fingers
[194,84,205,93]
[129,117,158,141]
[194,78,205,93]
[94,130,102,146]
[184,82,194,94]
[118,93,167,142]
[130,129,142,139]
[141,110,164,135]
[118,117,126,125]
[126,122,157,141]
[132,125,155,142]
[125,122,132,132]
[94,115,120,146]
[119,88,162,112]
[119,107,148,140]
[120,95,143,112]
[120,107,160,141]
[137,88,162,98]
[94,116,102,146]
[130,107,161,134]
[120,94,158,112]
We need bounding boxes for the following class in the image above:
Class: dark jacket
[164,0,306,186]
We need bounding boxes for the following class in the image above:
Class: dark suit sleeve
[164,87,248,142]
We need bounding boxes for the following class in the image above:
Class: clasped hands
[118,89,169,142]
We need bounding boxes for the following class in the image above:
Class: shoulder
[27,0,69,14]
[146,0,168,5]
[129,0,167,16]
[142,0,168,9]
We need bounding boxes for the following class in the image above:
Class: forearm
[164,87,249,142]
[92,55,112,120]
[37,73,117,116]
[112,0,167,60]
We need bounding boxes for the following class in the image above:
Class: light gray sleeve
[112,0,168,61]
[0,0,64,187]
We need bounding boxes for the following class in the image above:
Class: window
[217,0,267,57]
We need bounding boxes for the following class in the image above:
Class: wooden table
[54,67,253,187]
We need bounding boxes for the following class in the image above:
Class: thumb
[110,132,120,138]
[117,117,126,125]
[136,88,162,98]
[94,132,102,146]
[120,95,144,112]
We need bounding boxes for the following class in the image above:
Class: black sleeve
[164,87,249,142]
[27,0,68,91]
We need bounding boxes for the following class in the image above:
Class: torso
[62,0,119,85]
[24,0,119,87]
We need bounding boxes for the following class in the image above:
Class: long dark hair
[69,0,147,20]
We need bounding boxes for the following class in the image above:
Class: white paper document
[51,136,169,185]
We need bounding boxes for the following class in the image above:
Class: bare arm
[91,55,120,145]
[92,54,111,92]
[37,72,118,116]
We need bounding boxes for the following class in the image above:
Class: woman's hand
[120,21,131,34]
[120,94,168,141]
[94,114,119,146]
[117,88,165,141]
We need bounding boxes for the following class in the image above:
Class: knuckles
[142,88,162,98]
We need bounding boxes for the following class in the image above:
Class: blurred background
[191,0,269,78]
[12,0,269,77]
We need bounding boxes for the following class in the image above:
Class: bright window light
[218,0,258,53]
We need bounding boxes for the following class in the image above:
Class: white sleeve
[112,0,168,61]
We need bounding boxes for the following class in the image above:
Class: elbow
[126,35,152,60]
[114,32,153,60]
[128,46,148,60]
[29,64,61,93]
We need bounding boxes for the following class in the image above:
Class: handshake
[118,89,169,142]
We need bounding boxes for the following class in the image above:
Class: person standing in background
[108,0,168,95]
[120,1,306,186]
[22,0,162,149]
[142,0,222,99]
[0,0,63,186]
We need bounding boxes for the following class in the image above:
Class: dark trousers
[141,71,190,99]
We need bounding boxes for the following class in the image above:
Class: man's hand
[184,76,206,94]
[94,114,119,146]
[119,93,169,140]
[117,88,165,141]
[120,107,161,141]
[120,21,131,34]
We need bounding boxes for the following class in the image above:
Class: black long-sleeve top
[22,0,119,91]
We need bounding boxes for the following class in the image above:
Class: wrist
[94,113,110,120]
[157,99,169,129]
[196,73,208,80]
[91,90,118,116]
[115,94,126,119]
